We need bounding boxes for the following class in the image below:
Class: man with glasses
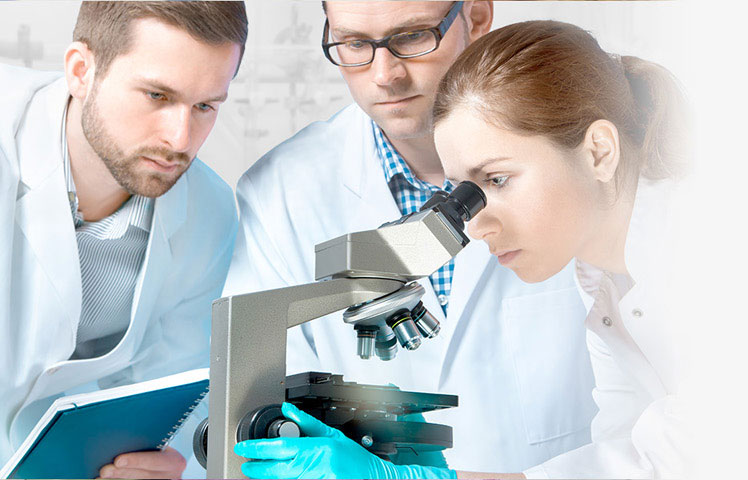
[224,1,596,475]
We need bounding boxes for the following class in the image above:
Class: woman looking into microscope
[233,20,692,479]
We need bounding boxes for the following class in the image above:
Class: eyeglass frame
[321,1,464,67]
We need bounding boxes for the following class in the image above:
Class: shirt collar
[372,120,453,193]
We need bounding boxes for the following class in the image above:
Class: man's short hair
[73,1,248,78]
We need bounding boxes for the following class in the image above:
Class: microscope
[197,181,486,478]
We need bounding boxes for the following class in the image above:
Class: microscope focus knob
[268,419,301,438]
[237,404,300,442]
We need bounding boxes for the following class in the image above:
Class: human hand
[98,446,186,479]
[233,402,456,479]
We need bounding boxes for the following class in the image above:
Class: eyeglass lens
[328,30,438,66]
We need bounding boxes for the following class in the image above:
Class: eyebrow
[138,78,228,103]
[445,157,513,183]
[332,15,444,39]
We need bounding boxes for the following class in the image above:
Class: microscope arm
[207,277,404,478]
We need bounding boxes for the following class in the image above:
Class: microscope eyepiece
[446,181,487,222]
[420,181,487,232]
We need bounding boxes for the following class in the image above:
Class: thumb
[281,402,340,438]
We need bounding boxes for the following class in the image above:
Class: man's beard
[81,83,192,198]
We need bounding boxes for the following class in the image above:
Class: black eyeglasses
[322,1,464,67]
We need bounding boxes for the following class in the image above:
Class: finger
[98,463,115,479]
[281,402,339,438]
[234,438,301,460]
[99,465,168,479]
[240,459,302,479]
[114,447,186,472]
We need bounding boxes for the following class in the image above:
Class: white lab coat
[224,104,599,472]
[0,64,238,465]
[524,180,689,479]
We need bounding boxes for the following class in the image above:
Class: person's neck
[579,186,638,275]
[386,132,445,187]
[65,98,130,222]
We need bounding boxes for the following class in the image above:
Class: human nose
[370,47,406,87]
[160,105,192,152]
[467,209,496,241]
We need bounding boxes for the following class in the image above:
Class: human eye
[146,91,167,101]
[486,175,509,189]
[195,103,214,112]
[345,39,368,50]
[402,31,428,42]
[393,30,432,47]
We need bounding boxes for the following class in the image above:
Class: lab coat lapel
[14,77,81,338]
[437,236,494,386]
[446,239,493,325]
[125,174,187,354]
[341,107,401,230]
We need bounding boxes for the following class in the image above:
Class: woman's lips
[493,249,521,265]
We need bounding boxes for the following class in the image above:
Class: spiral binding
[156,388,209,449]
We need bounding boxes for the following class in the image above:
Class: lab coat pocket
[502,287,597,445]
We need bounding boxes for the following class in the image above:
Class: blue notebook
[0,368,209,479]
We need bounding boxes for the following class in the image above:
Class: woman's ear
[64,41,96,101]
[463,1,494,44]
[581,119,621,184]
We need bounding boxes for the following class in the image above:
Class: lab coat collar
[17,76,69,189]
[341,104,381,200]
[342,105,402,228]
[14,76,82,336]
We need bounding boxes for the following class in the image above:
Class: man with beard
[224,1,597,474]
[0,2,246,478]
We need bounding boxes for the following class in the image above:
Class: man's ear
[581,119,621,184]
[463,1,494,44]
[64,41,96,100]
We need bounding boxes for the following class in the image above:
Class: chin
[511,266,557,284]
[373,115,430,140]
[126,171,182,198]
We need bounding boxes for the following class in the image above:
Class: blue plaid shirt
[372,121,454,315]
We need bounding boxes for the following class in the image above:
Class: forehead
[435,107,566,177]
[103,18,240,96]
[326,1,452,37]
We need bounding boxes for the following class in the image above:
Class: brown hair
[73,1,248,78]
[433,20,690,189]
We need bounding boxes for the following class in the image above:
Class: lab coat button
[632,308,643,317]
[438,294,448,306]
[602,316,612,327]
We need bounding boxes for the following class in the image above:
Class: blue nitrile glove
[233,402,457,479]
